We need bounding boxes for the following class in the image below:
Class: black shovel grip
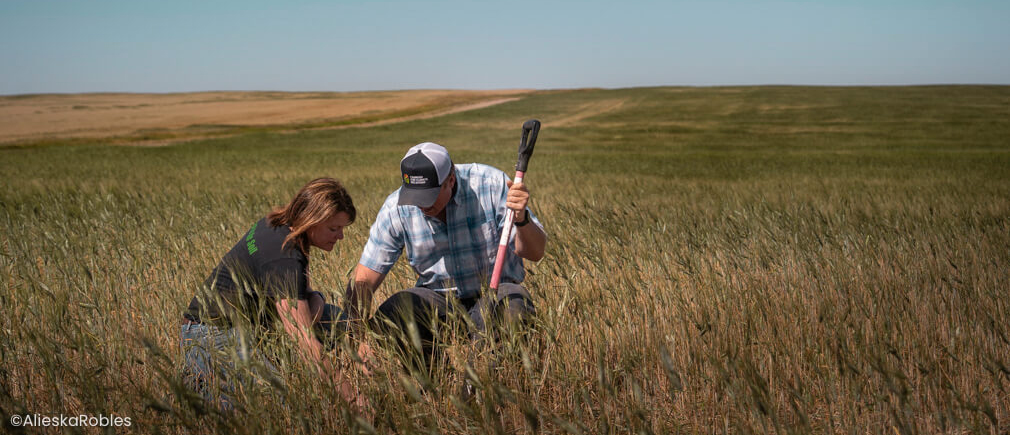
[516,119,540,172]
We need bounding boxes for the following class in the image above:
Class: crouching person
[346,142,546,374]
[180,177,362,411]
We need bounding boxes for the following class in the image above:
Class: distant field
[0,89,530,145]
[1,86,1009,434]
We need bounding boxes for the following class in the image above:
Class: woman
[180,177,358,410]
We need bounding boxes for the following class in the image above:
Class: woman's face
[307,211,352,252]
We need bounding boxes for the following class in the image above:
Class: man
[348,142,546,365]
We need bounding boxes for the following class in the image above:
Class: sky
[1,0,1008,94]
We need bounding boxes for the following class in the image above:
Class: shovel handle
[491,119,540,291]
[516,119,540,172]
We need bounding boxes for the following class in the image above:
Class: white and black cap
[397,142,452,208]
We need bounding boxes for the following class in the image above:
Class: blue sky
[1,0,1008,94]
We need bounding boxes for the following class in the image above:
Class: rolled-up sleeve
[358,205,403,275]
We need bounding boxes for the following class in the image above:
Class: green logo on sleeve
[246,221,259,255]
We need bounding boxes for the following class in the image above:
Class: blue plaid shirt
[358,163,543,298]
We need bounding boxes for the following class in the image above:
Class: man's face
[420,172,455,217]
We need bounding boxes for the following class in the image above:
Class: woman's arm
[275,298,327,369]
[275,299,362,404]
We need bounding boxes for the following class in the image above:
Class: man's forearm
[347,264,384,322]
[514,210,547,261]
[345,281,372,322]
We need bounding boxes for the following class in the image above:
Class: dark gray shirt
[185,217,308,328]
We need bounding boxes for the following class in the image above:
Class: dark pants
[372,284,536,371]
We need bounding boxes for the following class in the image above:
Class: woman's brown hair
[267,178,356,254]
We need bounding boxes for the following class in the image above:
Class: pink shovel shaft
[489,171,525,290]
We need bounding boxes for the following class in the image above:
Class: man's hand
[506,179,531,219]
[505,179,546,261]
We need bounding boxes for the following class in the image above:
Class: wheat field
[2,86,1008,434]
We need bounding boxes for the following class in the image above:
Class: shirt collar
[449,167,461,205]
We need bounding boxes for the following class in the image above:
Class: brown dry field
[0,89,531,145]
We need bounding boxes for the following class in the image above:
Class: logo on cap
[407,175,429,185]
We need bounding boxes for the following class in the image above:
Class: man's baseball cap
[397,142,452,208]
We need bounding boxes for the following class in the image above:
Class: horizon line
[4,83,1010,97]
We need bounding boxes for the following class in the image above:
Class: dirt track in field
[0,89,531,145]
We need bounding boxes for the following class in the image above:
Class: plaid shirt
[358,163,543,298]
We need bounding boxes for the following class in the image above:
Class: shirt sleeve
[358,204,404,275]
[260,257,309,300]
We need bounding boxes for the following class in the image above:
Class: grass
[1,86,1009,434]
